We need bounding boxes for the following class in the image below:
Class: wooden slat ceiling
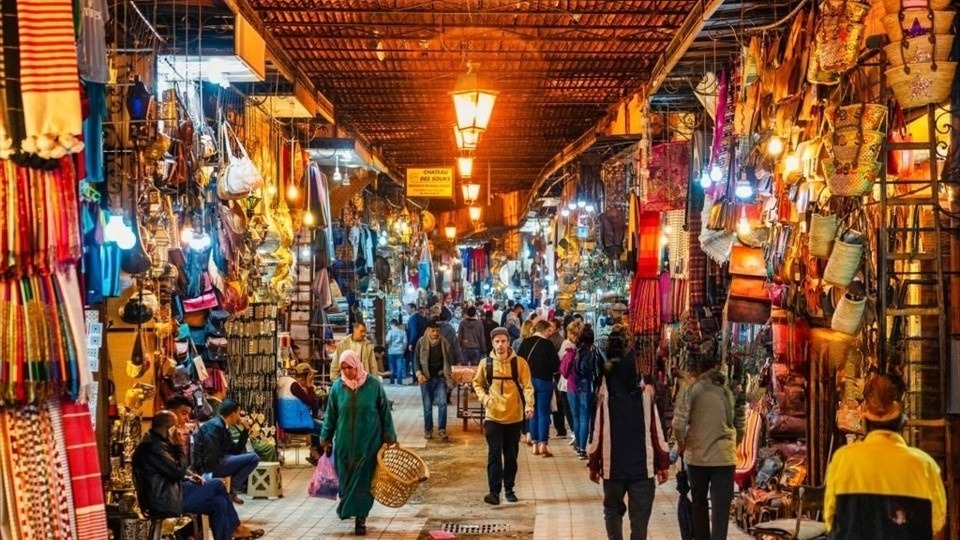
[245,0,702,192]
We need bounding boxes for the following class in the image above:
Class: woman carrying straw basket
[320,350,398,536]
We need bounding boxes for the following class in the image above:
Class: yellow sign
[406,168,454,198]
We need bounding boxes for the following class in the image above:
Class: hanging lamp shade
[444,225,457,240]
[451,64,498,132]
[457,156,474,178]
[461,182,480,204]
[468,206,482,222]
[454,124,481,150]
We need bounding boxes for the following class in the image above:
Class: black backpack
[483,356,525,407]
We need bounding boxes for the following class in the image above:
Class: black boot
[355,517,366,536]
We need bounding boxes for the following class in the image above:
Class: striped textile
[0,0,24,156]
[58,398,108,540]
[16,0,82,154]
[734,406,763,488]
[43,400,77,538]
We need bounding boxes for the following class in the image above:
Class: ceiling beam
[273,31,671,43]
[255,5,694,17]
[260,19,683,32]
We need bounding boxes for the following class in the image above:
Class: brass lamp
[444,225,457,241]
[451,62,498,133]
[461,182,480,205]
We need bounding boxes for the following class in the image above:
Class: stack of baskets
[822,103,887,196]
[882,0,957,109]
[807,0,871,84]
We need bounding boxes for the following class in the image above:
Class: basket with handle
[371,444,429,508]
[809,214,839,258]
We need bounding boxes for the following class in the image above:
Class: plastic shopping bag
[307,454,338,500]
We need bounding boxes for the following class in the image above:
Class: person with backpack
[562,325,603,459]
[472,327,535,506]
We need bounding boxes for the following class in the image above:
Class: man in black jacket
[132,411,262,540]
[194,399,260,504]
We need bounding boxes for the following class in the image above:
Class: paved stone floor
[236,384,752,539]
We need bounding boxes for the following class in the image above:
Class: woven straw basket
[831,295,867,335]
[887,61,957,110]
[823,160,881,196]
[371,445,429,508]
[809,214,839,258]
[823,239,863,287]
[884,35,953,68]
[830,104,888,130]
[883,0,951,13]
[882,11,955,42]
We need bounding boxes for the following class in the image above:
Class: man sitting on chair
[132,410,263,540]
[194,399,261,505]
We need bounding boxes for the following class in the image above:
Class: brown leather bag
[729,276,769,301]
[730,245,768,277]
[727,297,772,324]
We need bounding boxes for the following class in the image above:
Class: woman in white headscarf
[319,350,398,536]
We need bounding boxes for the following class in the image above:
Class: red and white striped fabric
[16,0,82,156]
[58,398,108,540]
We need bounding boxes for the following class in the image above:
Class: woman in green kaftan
[320,349,398,536]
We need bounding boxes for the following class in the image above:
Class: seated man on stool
[133,410,263,540]
[286,362,324,465]
[194,399,261,504]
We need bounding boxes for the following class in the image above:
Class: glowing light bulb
[699,170,712,189]
[735,178,754,199]
[767,135,784,156]
[737,207,752,236]
[116,226,137,250]
[104,215,127,243]
[560,209,570,217]
[189,232,211,250]
[286,184,300,201]
[784,153,801,175]
[577,200,586,209]
[660,234,669,246]
[709,164,723,183]
[664,224,673,234]
[585,203,596,213]
[180,226,194,246]
[266,184,277,197]
[378,235,387,246]
[567,202,577,211]
[303,211,316,226]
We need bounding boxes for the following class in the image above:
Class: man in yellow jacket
[824,374,946,539]
[473,327,535,506]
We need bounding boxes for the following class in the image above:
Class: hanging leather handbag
[729,245,768,277]
[727,297,772,324]
[217,121,262,199]
[729,276,770,301]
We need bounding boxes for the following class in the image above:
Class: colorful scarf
[16,0,83,158]
[55,398,108,540]
[338,350,368,391]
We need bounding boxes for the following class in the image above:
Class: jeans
[388,354,405,384]
[553,384,569,436]
[531,378,554,444]
[483,420,522,495]
[209,452,260,494]
[182,478,240,540]
[602,478,656,540]
[570,391,594,451]
[462,348,483,365]
[687,464,735,540]
[420,377,448,432]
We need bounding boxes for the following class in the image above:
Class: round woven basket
[884,35,953,68]
[829,103,887,130]
[882,11,955,42]
[883,0,952,15]
[809,214,839,258]
[887,61,957,110]
[823,239,863,287]
[825,165,881,197]
[371,445,429,508]
[832,294,867,335]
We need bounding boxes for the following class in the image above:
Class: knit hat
[861,375,904,423]
[489,327,510,340]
